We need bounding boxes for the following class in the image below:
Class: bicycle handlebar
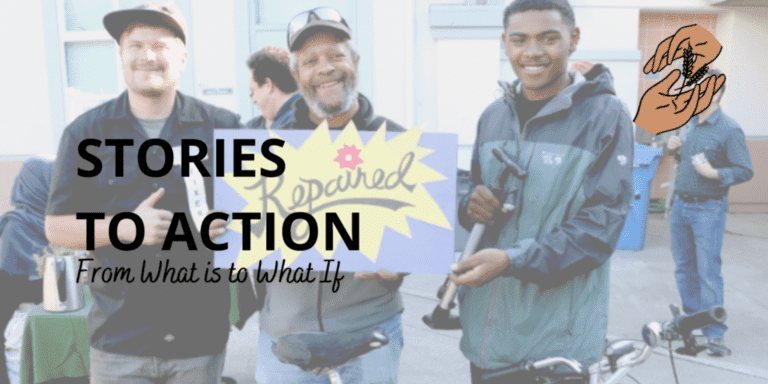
[604,340,635,360]
[674,306,726,336]
[480,357,584,381]
[481,306,727,383]
[480,341,652,383]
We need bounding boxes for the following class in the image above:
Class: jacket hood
[501,63,617,106]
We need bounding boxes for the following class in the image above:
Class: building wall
[730,139,768,213]
[0,1,58,217]
[723,7,768,210]
[568,6,641,124]
[191,0,240,113]
[0,0,56,158]
[716,7,768,138]
[572,0,711,7]
[372,0,412,128]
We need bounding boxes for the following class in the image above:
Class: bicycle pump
[422,147,527,330]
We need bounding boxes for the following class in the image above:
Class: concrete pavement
[222,213,768,383]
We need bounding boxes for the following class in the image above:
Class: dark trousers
[1,271,43,384]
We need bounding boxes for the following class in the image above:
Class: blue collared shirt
[674,107,753,197]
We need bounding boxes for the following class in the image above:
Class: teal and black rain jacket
[457,64,634,370]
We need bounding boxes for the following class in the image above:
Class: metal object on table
[423,146,527,330]
[43,255,84,312]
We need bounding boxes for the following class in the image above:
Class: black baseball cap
[287,7,352,52]
[104,2,187,44]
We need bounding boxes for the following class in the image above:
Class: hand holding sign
[215,125,458,273]
[207,211,230,240]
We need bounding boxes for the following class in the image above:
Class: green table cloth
[20,284,245,384]
[20,287,93,384]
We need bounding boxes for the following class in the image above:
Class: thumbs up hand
[119,188,174,246]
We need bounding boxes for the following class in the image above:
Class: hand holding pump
[422,147,527,330]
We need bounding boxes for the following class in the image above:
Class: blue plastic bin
[616,144,663,251]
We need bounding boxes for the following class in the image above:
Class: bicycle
[477,304,727,384]
[271,329,389,384]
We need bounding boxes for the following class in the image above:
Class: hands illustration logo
[634,24,726,135]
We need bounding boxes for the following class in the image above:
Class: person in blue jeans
[667,68,753,356]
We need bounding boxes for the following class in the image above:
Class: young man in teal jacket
[450,1,634,382]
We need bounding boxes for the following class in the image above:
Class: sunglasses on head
[287,7,350,47]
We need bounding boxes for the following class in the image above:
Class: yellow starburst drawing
[222,121,451,269]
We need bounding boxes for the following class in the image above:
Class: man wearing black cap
[45,3,240,383]
[251,7,406,384]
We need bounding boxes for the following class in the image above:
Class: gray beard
[304,76,358,119]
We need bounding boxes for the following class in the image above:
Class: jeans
[670,195,728,338]
[89,347,225,384]
[256,313,404,384]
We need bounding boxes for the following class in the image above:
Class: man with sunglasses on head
[251,7,406,384]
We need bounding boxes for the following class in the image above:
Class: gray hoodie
[260,93,406,338]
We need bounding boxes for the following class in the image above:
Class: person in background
[666,67,753,357]
[245,46,300,129]
[0,156,54,384]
